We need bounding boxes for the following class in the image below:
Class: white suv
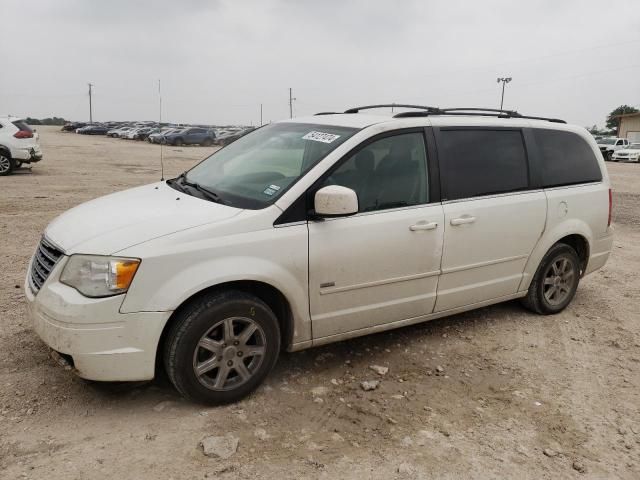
[25,105,613,404]
[0,116,43,175]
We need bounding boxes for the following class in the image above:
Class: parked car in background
[147,128,176,144]
[164,127,216,146]
[134,127,157,141]
[62,121,87,132]
[217,127,256,146]
[76,124,110,135]
[0,116,43,175]
[611,142,640,162]
[107,126,132,137]
[25,105,613,404]
[597,137,629,160]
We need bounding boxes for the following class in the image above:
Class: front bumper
[25,257,171,381]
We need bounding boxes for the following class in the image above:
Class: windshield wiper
[174,172,225,204]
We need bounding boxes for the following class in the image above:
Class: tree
[606,105,639,131]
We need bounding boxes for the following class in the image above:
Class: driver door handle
[450,216,476,226]
[409,221,438,231]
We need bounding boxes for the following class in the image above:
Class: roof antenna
[158,79,164,181]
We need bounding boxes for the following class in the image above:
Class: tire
[521,243,581,315]
[607,151,614,162]
[174,138,184,147]
[164,290,281,404]
[0,151,15,176]
[201,138,213,147]
[15,160,23,168]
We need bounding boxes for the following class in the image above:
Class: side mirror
[314,185,358,217]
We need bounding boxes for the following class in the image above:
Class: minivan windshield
[180,122,358,209]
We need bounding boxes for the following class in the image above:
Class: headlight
[60,255,140,298]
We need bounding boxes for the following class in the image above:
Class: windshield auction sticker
[302,131,341,143]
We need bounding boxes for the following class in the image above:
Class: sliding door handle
[450,216,476,226]
[410,221,438,231]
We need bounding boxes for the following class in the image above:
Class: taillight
[14,130,33,139]
[608,188,612,227]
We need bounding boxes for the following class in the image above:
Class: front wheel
[173,138,184,146]
[521,243,581,315]
[607,151,614,161]
[164,291,281,404]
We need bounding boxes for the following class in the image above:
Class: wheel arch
[519,221,592,292]
[156,280,295,376]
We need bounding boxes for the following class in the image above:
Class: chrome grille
[29,237,64,294]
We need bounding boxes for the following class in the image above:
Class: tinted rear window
[533,129,602,187]
[439,129,529,200]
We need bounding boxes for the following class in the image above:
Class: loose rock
[360,380,380,391]
[572,461,586,474]
[369,365,389,376]
[200,434,239,459]
[543,448,558,458]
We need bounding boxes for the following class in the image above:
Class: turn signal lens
[113,260,140,290]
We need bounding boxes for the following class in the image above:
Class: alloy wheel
[192,317,266,391]
[542,255,576,306]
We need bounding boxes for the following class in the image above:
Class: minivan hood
[45,182,242,255]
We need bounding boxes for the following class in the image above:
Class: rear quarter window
[533,129,602,187]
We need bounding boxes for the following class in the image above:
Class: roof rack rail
[344,104,442,114]
[314,112,340,116]
[392,107,566,123]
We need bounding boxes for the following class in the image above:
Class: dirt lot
[1,126,638,479]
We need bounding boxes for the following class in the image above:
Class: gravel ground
[1,126,639,479]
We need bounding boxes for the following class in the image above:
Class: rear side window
[438,129,528,201]
[533,129,602,187]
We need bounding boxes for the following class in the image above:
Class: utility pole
[88,83,94,123]
[260,103,263,126]
[289,88,296,119]
[496,77,512,110]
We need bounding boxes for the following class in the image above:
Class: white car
[0,116,43,175]
[597,137,629,160]
[611,142,640,162]
[25,105,613,404]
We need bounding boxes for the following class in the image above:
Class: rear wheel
[201,138,213,147]
[0,152,15,176]
[164,291,281,404]
[521,243,581,315]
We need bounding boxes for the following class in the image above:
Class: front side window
[184,123,358,209]
[321,132,428,212]
[533,129,602,187]
[439,129,528,201]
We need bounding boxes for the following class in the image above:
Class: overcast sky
[2,0,639,127]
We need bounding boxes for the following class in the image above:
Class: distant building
[617,112,640,142]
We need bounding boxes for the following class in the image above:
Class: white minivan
[25,105,613,404]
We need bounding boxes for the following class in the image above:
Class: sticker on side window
[302,131,341,143]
